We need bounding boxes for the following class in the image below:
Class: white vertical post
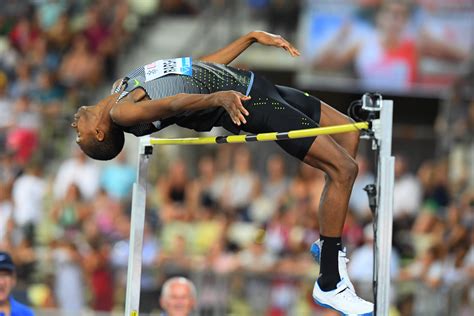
[125,136,153,316]
[374,101,395,316]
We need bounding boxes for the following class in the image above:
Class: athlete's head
[71,94,124,161]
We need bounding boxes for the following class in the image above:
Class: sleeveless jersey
[112,58,254,136]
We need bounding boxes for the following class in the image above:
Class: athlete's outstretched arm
[199,31,300,65]
[110,90,250,127]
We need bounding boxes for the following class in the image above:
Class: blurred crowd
[0,1,473,316]
[1,142,473,315]
[0,0,141,168]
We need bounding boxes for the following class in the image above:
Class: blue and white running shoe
[313,278,374,316]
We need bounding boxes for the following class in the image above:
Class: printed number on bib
[144,57,192,82]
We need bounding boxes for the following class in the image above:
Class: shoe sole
[313,297,373,316]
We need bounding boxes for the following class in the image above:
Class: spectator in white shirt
[53,148,100,201]
[12,162,46,243]
[349,223,400,302]
[393,154,422,221]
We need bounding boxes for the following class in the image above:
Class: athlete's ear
[95,128,105,142]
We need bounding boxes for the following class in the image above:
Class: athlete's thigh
[275,85,321,125]
[276,85,357,150]
[276,85,353,127]
[242,92,318,161]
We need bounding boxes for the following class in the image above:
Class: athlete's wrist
[207,92,222,108]
[247,31,259,44]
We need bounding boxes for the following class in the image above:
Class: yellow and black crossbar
[149,122,369,145]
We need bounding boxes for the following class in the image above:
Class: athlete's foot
[310,239,355,291]
[313,279,374,316]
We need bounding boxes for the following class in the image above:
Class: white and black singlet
[113,57,321,161]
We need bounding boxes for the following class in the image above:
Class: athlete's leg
[271,90,372,313]
[320,102,360,158]
[303,137,358,237]
[275,85,360,158]
[218,77,372,313]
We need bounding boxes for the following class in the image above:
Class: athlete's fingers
[238,112,247,124]
[237,96,250,116]
[277,38,300,56]
[237,98,250,117]
[287,44,300,56]
[282,44,299,57]
[231,101,242,125]
[239,104,249,116]
[280,43,294,55]
[290,45,301,56]
[235,101,248,123]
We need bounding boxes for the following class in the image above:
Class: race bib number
[144,57,192,82]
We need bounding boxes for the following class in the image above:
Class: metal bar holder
[124,136,153,316]
[363,94,395,316]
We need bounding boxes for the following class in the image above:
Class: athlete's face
[71,94,117,144]
[71,104,100,144]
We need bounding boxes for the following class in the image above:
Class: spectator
[160,277,197,316]
[99,151,135,201]
[11,162,46,244]
[247,182,277,224]
[221,146,258,219]
[27,37,60,73]
[45,14,72,53]
[312,0,469,90]
[348,224,400,301]
[90,189,123,238]
[53,148,100,201]
[189,155,221,214]
[9,62,35,100]
[158,159,192,222]
[8,17,40,55]
[0,183,13,246]
[50,183,91,239]
[58,33,103,88]
[140,222,161,313]
[0,72,14,147]
[0,251,34,316]
[51,240,85,314]
[7,95,40,164]
[393,154,422,223]
[262,153,290,202]
[82,239,114,312]
[32,69,64,120]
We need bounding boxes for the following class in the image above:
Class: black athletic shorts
[217,74,321,161]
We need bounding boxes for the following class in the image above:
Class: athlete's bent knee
[331,156,358,185]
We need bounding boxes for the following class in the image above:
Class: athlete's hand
[211,91,250,126]
[252,31,300,57]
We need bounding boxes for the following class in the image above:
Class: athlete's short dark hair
[79,124,125,161]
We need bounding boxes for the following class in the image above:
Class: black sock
[317,235,342,291]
